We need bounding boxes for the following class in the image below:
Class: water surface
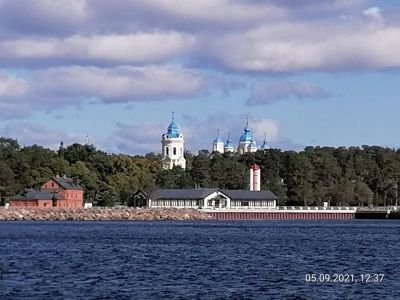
[0,220,399,299]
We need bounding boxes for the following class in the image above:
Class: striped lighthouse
[249,165,261,191]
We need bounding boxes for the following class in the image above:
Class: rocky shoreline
[0,208,214,221]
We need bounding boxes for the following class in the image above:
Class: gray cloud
[247,81,330,105]
[0,0,366,36]
[0,0,86,37]
[0,1,398,74]
[0,65,225,118]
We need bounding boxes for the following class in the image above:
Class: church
[212,119,271,155]
[160,114,271,170]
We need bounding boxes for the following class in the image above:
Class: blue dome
[214,136,223,143]
[225,139,233,148]
[261,141,270,149]
[239,126,253,143]
[248,140,257,148]
[167,121,179,138]
[168,122,178,130]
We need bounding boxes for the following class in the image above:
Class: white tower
[238,118,255,155]
[250,165,261,191]
[161,112,186,170]
[212,129,224,153]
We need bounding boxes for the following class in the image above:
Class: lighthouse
[249,165,261,191]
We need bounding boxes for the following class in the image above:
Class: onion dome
[225,139,233,148]
[213,129,223,143]
[239,118,254,143]
[167,112,179,138]
[248,139,257,150]
[261,133,271,149]
[225,132,234,151]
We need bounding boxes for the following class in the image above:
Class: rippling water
[0,220,399,299]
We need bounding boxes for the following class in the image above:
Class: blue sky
[0,0,400,154]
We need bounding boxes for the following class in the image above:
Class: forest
[1,137,399,207]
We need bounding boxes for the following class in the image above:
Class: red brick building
[9,175,84,208]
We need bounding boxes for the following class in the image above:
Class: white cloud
[0,32,194,66]
[0,115,303,155]
[363,7,383,20]
[0,122,87,150]
[247,81,330,105]
[107,113,300,155]
[0,73,31,98]
[196,20,400,72]
[107,122,165,155]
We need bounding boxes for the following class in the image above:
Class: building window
[52,182,54,187]
[166,147,169,156]
[241,201,249,206]
[173,147,177,155]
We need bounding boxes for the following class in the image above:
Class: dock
[204,206,400,220]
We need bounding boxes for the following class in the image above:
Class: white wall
[161,134,186,169]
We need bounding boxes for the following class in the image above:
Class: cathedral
[161,114,270,170]
[212,119,271,154]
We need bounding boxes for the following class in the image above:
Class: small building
[8,189,66,208]
[129,188,278,209]
[9,175,84,208]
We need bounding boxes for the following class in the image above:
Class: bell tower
[161,112,186,170]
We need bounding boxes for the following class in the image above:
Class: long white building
[131,188,277,209]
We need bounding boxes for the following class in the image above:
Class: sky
[1,0,400,155]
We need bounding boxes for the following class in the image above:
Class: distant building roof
[154,189,217,199]
[9,189,66,201]
[222,189,278,200]
[52,176,83,190]
[152,188,278,200]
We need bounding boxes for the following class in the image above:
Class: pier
[355,207,399,219]
[204,206,400,220]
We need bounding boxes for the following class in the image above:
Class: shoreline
[0,208,214,221]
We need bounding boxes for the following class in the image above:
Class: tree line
[1,137,399,207]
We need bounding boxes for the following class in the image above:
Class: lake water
[0,220,399,299]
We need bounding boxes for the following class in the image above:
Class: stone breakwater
[0,208,214,221]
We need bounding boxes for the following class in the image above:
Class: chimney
[73,178,78,185]
[63,175,67,179]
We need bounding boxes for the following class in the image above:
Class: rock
[0,207,213,221]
